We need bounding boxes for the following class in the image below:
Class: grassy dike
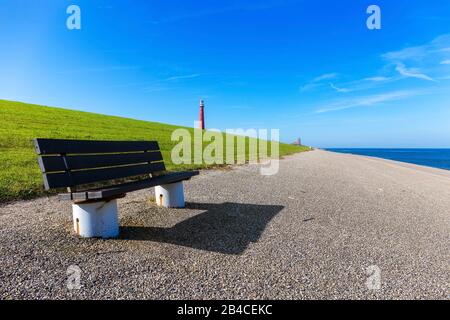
[0,100,309,202]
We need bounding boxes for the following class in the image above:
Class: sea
[325,148,450,171]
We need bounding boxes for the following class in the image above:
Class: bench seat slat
[38,152,164,172]
[34,139,160,155]
[59,171,199,201]
[43,162,166,189]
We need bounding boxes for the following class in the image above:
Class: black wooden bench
[34,138,199,202]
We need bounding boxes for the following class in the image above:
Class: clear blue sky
[1,0,450,147]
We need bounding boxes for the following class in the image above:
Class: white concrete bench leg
[155,181,185,208]
[72,199,119,239]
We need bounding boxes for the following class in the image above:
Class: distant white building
[292,137,302,146]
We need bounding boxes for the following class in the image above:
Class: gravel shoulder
[0,150,449,299]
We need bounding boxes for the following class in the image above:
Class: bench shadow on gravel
[120,202,284,255]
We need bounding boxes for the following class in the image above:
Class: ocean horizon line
[325,148,450,171]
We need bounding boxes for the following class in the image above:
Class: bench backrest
[34,139,166,190]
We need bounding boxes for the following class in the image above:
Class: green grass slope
[0,100,309,202]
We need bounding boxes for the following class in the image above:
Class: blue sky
[1,0,450,147]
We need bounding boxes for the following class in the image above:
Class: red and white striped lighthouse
[198,99,205,130]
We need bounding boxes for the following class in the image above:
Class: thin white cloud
[325,76,395,94]
[329,83,351,93]
[300,73,338,92]
[313,73,338,82]
[382,46,428,61]
[163,74,200,81]
[380,34,450,83]
[315,90,424,114]
[395,63,436,82]
[364,76,390,82]
[383,33,450,62]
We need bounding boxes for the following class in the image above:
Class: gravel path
[0,150,449,299]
